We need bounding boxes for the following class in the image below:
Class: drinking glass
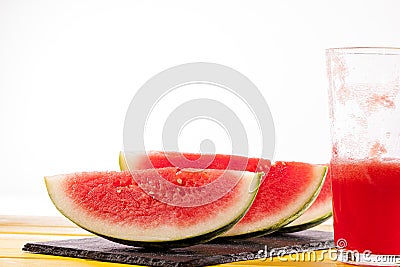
[326,47,400,266]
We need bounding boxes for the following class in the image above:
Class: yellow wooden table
[0,215,348,266]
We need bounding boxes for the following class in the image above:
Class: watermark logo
[254,238,400,265]
[123,62,275,207]
[335,238,400,266]
[336,238,347,249]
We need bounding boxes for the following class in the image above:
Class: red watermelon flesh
[280,167,332,232]
[45,168,261,247]
[221,161,327,237]
[120,151,271,174]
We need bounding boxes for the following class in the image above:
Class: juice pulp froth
[331,158,400,254]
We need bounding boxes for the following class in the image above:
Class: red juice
[331,159,400,254]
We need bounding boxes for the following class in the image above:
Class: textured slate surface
[23,230,334,267]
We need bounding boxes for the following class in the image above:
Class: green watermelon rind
[220,165,328,239]
[93,211,246,248]
[278,166,332,233]
[274,166,329,227]
[45,172,263,249]
[276,211,332,234]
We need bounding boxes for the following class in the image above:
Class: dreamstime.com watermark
[255,238,400,265]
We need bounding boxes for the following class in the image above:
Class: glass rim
[326,46,400,56]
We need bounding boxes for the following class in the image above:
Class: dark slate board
[23,230,334,267]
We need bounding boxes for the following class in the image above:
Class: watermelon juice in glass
[326,47,400,266]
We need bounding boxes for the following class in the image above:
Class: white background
[1,0,400,215]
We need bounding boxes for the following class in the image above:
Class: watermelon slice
[278,167,332,233]
[221,162,327,238]
[119,151,271,173]
[45,168,262,248]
